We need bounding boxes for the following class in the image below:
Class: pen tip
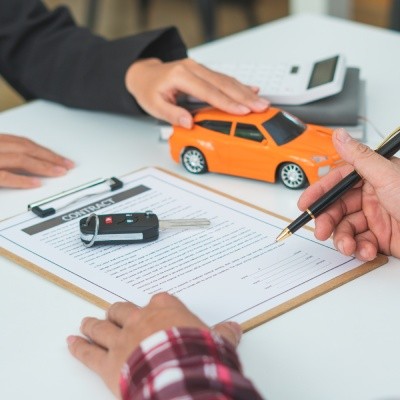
[275,228,292,242]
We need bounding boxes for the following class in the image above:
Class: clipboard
[0,167,388,332]
[28,176,123,217]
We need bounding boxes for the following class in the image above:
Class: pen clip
[28,177,123,218]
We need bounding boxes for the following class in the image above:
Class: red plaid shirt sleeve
[119,327,263,400]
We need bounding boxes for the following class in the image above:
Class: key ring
[83,213,99,248]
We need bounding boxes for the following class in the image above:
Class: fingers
[314,208,379,261]
[298,128,399,212]
[333,129,397,189]
[0,134,74,169]
[150,98,194,129]
[314,199,380,261]
[185,60,270,112]
[298,162,355,211]
[335,231,378,261]
[143,292,208,334]
[212,321,242,348]
[146,292,203,317]
[313,212,339,241]
[149,69,253,127]
[0,170,41,189]
[298,162,362,242]
[332,211,367,256]
[312,187,362,240]
[70,294,238,398]
[332,210,380,260]
[170,66,252,114]
[0,134,74,189]
[0,153,69,177]
[67,335,107,375]
[148,291,184,308]
[80,317,121,349]
[107,301,140,327]
[334,129,400,220]
[125,58,270,128]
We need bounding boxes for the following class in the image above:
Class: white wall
[289,0,351,18]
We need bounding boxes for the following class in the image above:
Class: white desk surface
[1,14,400,400]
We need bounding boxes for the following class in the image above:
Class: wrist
[119,327,241,400]
[125,58,161,93]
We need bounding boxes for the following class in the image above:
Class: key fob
[80,212,159,246]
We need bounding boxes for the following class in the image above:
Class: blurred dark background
[0,0,395,111]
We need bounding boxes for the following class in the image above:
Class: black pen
[275,127,400,242]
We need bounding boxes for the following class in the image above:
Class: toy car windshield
[262,111,306,146]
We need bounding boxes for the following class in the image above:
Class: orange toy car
[169,107,342,189]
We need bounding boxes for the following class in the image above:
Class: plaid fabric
[120,327,263,400]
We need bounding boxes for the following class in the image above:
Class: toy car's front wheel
[182,148,208,174]
[278,163,308,189]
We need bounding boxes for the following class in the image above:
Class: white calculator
[200,54,347,105]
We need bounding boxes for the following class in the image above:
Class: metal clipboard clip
[28,177,123,218]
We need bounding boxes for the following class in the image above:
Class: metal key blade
[159,218,210,230]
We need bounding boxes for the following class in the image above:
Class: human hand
[0,134,74,189]
[125,57,270,128]
[298,128,400,261]
[67,293,242,398]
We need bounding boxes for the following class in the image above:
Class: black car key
[79,211,210,247]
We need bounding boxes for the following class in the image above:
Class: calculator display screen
[307,56,338,88]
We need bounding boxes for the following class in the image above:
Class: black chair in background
[86,0,150,32]
[195,0,258,42]
[86,0,258,42]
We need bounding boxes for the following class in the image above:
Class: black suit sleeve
[0,0,188,115]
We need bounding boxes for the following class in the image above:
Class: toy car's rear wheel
[182,147,207,174]
[279,163,308,189]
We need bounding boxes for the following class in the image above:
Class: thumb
[333,128,395,187]
[154,99,193,129]
[212,321,242,348]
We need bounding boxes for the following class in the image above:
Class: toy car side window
[234,123,265,143]
[196,120,232,134]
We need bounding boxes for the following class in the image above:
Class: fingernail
[179,116,193,129]
[80,317,89,331]
[249,85,260,92]
[335,129,351,144]
[66,335,77,346]
[252,98,270,111]
[227,321,242,343]
[53,166,67,175]
[337,240,345,254]
[63,159,75,169]
[236,105,251,114]
[30,178,41,187]
[360,248,373,261]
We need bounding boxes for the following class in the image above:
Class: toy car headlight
[312,155,328,163]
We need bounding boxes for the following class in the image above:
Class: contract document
[0,168,385,329]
